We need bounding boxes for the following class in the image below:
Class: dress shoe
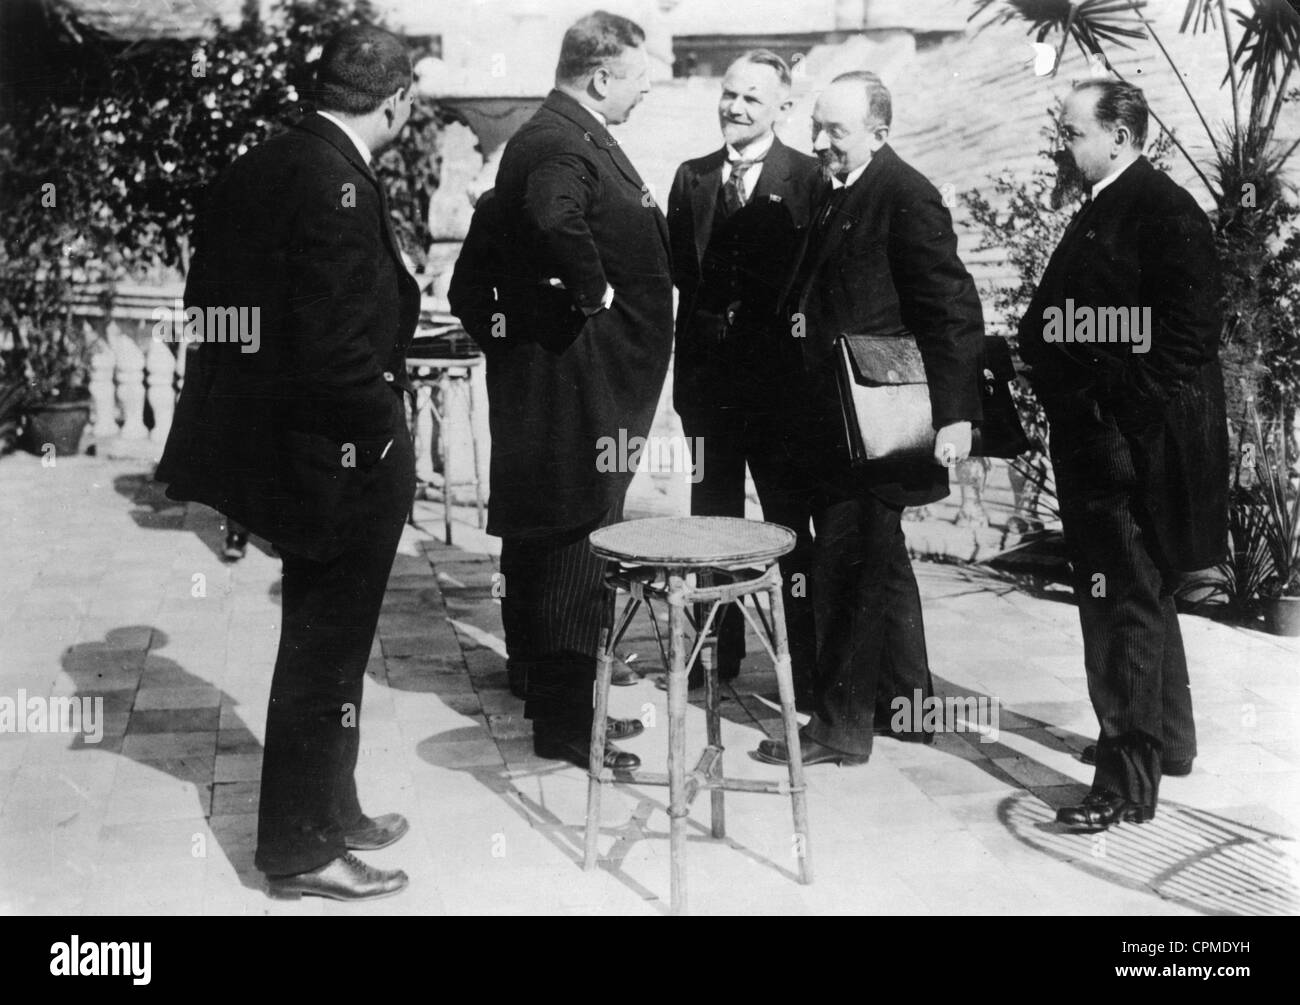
[753,730,869,767]
[534,732,640,771]
[610,658,640,687]
[604,716,645,741]
[1080,744,1193,776]
[344,812,409,851]
[266,852,408,901]
[1056,791,1155,831]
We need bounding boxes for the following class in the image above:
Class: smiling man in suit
[158,25,418,900]
[753,71,985,767]
[667,50,821,698]
[1019,81,1227,831]
[458,10,673,772]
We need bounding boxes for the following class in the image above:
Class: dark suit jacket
[156,111,420,561]
[448,188,507,350]
[667,136,820,418]
[783,143,985,508]
[1018,156,1228,570]
[457,89,674,538]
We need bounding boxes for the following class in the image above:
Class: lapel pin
[770,194,782,203]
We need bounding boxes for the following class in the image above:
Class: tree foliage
[0,0,448,403]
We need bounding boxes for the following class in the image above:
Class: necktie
[722,147,769,213]
[815,184,848,230]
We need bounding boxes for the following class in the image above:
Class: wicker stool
[584,516,812,915]
[404,353,485,544]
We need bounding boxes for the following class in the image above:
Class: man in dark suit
[1019,81,1228,830]
[667,50,821,696]
[157,26,419,900]
[449,11,673,771]
[753,71,985,767]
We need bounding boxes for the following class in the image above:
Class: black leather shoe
[604,716,645,741]
[753,731,869,767]
[1056,791,1155,831]
[266,852,409,901]
[534,733,640,771]
[610,659,640,687]
[1080,744,1193,776]
[344,813,409,851]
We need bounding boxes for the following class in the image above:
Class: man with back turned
[158,25,419,900]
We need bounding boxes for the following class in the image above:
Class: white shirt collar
[317,110,372,165]
[1090,157,1138,200]
[722,133,775,184]
[725,132,775,164]
[830,157,871,190]
[575,100,607,127]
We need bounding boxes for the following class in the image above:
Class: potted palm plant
[1251,415,1300,634]
[17,317,93,457]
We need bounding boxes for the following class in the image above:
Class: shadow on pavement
[61,625,265,896]
[1001,791,1300,915]
[114,472,276,564]
[412,724,797,915]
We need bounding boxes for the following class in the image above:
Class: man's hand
[934,421,972,467]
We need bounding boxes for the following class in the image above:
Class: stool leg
[767,578,812,884]
[702,596,725,840]
[437,374,453,546]
[584,578,617,871]
[466,373,485,529]
[667,569,689,915]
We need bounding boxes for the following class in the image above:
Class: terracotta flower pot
[21,398,91,457]
[1262,595,1300,637]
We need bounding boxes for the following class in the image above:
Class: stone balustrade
[70,282,185,460]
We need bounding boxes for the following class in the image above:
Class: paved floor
[2,453,1298,915]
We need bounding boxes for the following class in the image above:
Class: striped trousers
[499,500,623,729]
[1049,395,1196,810]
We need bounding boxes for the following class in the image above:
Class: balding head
[811,72,892,179]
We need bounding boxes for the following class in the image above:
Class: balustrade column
[145,339,176,444]
[108,321,147,440]
[89,329,118,438]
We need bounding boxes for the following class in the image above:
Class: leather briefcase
[834,332,1030,465]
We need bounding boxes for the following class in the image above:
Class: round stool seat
[589,516,795,568]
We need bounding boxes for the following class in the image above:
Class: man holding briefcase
[753,71,985,767]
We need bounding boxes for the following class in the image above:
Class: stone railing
[71,282,185,460]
